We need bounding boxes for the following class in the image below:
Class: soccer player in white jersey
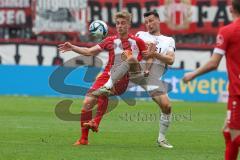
[136,10,175,148]
[95,10,175,148]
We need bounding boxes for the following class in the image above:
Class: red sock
[80,109,92,140]
[94,96,108,126]
[80,127,89,140]
[230,136,240,160]
[223,131,231,160]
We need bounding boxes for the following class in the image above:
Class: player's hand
[143,51,156,59]
[148,52,157,58]
[183,72,195,83]
[148,43,156,53]
[58,42,73,53]
[143,43,157,59]
[144,70,150,77]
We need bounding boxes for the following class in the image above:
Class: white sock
[158,112,171,141]
[104,77,113,89]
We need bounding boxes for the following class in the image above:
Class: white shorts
[129,62,169,95]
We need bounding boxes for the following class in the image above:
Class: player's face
[116,18,130,36]
[144,15,160,34]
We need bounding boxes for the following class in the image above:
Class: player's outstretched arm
[183,53,223,83]
[58,42,101,56]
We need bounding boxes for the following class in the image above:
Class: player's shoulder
[98,36,117,47]
[135,31,154,43]
[159,35,175,43]
[135,31,149,37]
[160,34,174,40]
[219,22,235,35]
[103,35,118,41]
[129,34,145,42]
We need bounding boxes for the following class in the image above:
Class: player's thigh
[85,73,109,109]
[127,57,142,72]
[113,74,129,95]
[89,73,109,91]
[129,73,147,86]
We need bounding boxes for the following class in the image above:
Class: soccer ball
[89,20,108,40]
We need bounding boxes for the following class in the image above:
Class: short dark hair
[232,0,240,14]
[143,10,160,18]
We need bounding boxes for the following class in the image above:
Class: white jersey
[136,31,175,66]
[133,31,175,93]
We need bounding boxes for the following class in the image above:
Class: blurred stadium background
[0,0,233,160]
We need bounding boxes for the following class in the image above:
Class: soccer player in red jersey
[183,0,240,159]
[58,11,147,145]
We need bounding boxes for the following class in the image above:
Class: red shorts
[227,96,240,129]
[88,72,129,96]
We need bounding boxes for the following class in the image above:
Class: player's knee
[153,98,171,114]
[162,105,171,114]
[83,97,95,110]
[83,97,89,105]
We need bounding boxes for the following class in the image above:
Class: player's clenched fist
[58,42,74,53]
[143,42,157,59]
[147,42,156,53]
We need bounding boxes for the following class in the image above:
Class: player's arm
[183,27,228,83]
[145,38,175,65]
[143,57,153,76]
[58,42,101,56]
[155,38,175,65]
[145,49,175,65]
[183,53,223,83]
[143,42,155,76]
[137,40,154,76]
[153,51,175,65]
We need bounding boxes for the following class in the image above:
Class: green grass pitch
[0,96,227,160]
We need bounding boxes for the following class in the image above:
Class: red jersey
[97,34,146,73]
[213,18,240,96]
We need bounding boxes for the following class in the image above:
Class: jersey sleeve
[137,37,147,52]
[135,31,142,38]
[97,37,112,51]
[136,37,147,61]
[168,38,176,53]
[213,27,229,55]
[136,31,154,44]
